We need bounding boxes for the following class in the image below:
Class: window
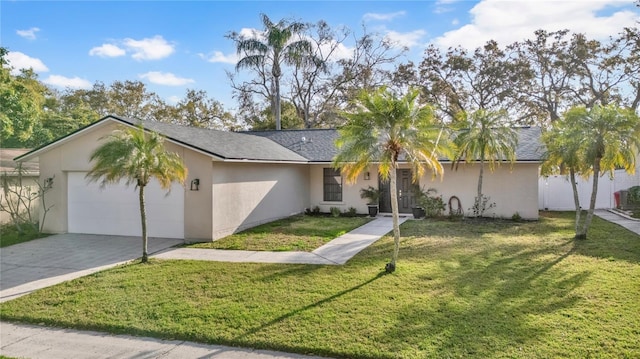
[323,168,342,202]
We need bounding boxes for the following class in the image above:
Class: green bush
[330,207,341,218]
[342,207,358,217]
[628,186,640,203]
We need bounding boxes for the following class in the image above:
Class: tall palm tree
[562,105,640,239]
[233,14,312,130]
[333,87,451,272]
[452,109,517,217]
[86,126,187,262]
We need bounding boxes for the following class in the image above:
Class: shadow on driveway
[0,234,182,302]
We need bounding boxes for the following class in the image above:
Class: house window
[323,168,342,202]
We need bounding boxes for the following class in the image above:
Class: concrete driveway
[0,234,182,302]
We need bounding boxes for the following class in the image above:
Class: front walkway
[595,209,640,235]
[153,216,407,265]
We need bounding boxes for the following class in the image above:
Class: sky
[2,0,639,112]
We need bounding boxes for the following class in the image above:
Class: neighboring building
[16,115,543,241]
[1,148,40,225]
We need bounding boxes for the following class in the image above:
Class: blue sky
[2,1,638,111]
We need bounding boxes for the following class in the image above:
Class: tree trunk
[274,75,282,130]
[578,157,601,240]
[388,164,400,272]
[569,168,581,235]
[475,157,484,217]
[139,184,149,262]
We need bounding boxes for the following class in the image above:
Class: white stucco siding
[308,164,379,214]
[420,163,540,219]
[211,162,310,239]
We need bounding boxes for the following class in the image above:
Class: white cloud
[139,71,194,86]
[5,51,49,75]
[452,18,460,26]
[16,27,40,40]
[123,35,174,61]
[89,44,126,58]
[43,75,92,89]
[363,11,406,21]
[199,51,238,64]
[435,0,638,50]
[167,95,181,104]
[385,29,427,49]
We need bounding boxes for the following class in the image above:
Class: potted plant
[360,186,382,217]
[411,186,427,219]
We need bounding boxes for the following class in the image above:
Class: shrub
[415,187,446,218]
[330,207,341,218]
[629,186,640,203]
[512,212,522,222]
[343,207,358,217]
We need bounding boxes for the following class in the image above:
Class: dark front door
[379,169,418,214]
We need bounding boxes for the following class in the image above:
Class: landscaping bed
[1,212,639,358]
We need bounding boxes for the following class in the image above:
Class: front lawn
[187,214,372,251]
[1,212,639,358]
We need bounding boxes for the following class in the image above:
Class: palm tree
[452,109,517,217]
[232,14,312,130]
[541,119,591,235]
[86,126,187,262]
[562,105,640,239]
[333,87,451,272]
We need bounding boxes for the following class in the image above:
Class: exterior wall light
[190,178,200,191]
[364,172,370,180]
[44,177,54,189]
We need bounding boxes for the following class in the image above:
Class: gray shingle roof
[249,126,543,162]
[247,129,339,162]
[114,117,308,162]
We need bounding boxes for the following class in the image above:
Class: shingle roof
[15,115,543,164]
[249,126,544,162]
[247,129,339,162]
[115,117,308,162]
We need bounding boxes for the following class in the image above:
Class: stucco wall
[211,161,310,239]
[309,164,379,214]
[308,163,538,219]
[419,163,540,219]
[35,121,211,238]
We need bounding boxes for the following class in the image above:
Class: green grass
[187,214,373,251]
[1,212,639,358]
[0,223,50,248]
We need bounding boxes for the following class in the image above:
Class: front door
[379,169,418,214]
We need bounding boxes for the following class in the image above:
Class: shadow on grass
[233,271,387,341]
[382,241,589,357]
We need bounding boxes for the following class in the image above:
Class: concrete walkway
[0,322,331,359]
[153,216,406,265]
[595,209,640,235]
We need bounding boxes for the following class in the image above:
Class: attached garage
[67,172,185,238]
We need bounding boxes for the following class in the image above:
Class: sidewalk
[153,216,406,265]
[595,209,640,235]
[0,322,331,359]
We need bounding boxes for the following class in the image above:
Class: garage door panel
[68,172,184,238]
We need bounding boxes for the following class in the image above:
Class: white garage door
[68,172,185,238]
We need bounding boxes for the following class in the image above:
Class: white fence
[539,169,640,211]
